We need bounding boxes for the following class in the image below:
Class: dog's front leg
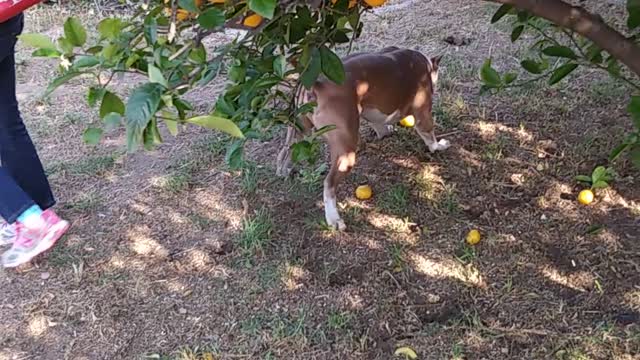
[323,150,356,231]
[419,130,450,153]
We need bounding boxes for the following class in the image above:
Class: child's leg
[0,15,56,213]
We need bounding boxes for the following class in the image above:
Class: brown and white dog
[276,46,450,230]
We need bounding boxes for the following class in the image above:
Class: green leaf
[125,83,165,151]
[628,0,640,29]
[592,180,609,189]
[58,37,74,55]
[320,46,345,84]
[88,87,106,107]
[503,72,517,84]
[32,48,62,58]
[98,18,123,40]
[198,8,226,29]
[73,56,100,69]
[83,127,103,145]
[164,117,179,136]
[591,166,606,182]
[148,64,168,88]
[64,17,87,47]
[511,25,524,42]
[301,47,322,89]
[575,175,592,184]
[480,58,501,87]
[609,142,631,161]
[189,44,207,64]
[248,0,276,19]
[185,115,245,138]
[44,72,84,97]
[491,4,513,23]
[542,46,578,59]
[18,34,56,50]
[144,17,158,45]
[631,144,640,168]
[273,55,286,78]
[225,140,245,169]
[178,0,199,13]
[548,63,578,85]
[100,91,125,118]
[103,112,122,131]
[521,59,542,74]
[174,97,194,119]
[628,96,640,129]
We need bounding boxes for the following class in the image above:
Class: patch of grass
[269,308,309,341]
[298,163,327,192]
[257,262,281,289]
[47,154,118,177]
[240,315,265,337]
[378,184,410,215]
[160,169,193,193]
[187,213,217,231]
[327,310,353,331]
[64,192,102,212]
[483,135,508,161]
[455,244,477,265]
[555,348,592,360]
[238,208,273,255]
[241,162,258,195]
[415,167,439,201]
[451,341,465,360]
[389,243,406,270]
[440,183,460,215]
[46,242,81,268]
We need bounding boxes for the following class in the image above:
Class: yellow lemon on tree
[577,189,594,205]
[399,115,415,128]
[243,13,263,28]
[466,229,481,245]
[355,185,373,200]
[364,0,387,7]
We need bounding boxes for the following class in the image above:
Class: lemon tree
[19,0,640,169]
[481,0,640,168]
[20,0,385,165]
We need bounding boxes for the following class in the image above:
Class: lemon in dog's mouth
[399,115,415,127]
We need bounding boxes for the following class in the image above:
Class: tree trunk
[486,0,640,78]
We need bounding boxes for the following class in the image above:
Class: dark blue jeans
[0,14,55,223]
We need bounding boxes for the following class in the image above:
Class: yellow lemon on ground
[399,115,415,128]
[394,346,418,359]
[578,189,594,205]
[364,0,387,7]
[355,185,373,200]
[466,229,481,245]
[243,14,263,28]
[331,0,357,8]
[209,0,224,3]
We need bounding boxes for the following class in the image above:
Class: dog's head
[428,55,443,86]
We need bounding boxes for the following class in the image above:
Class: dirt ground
[1,0,639,359]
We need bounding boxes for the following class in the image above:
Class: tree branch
[485,0,640,78]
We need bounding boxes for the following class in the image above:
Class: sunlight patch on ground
[128,227,170,259]
[624,290,640,310]
[409,253,486,288]
[540,266,594,293]
[27,314,48,337]
[282,263,308,291]
[193,189,244,229]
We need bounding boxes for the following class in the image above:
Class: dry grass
[1,0,639,359]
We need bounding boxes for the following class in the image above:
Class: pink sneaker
[0,219,16,246]
[1,210,70,268]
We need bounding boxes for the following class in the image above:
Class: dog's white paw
[429,138,450,152]
[326,216,347,231]
[437,138,450,150]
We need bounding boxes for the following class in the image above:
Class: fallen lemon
[364,0,387,7]
[577,189,594,205]
[209,0,224,3]
[466,229,481,245]
[243,13,263,28]
[394,346,418,359]
[355,185,373,200]
[399,115,415,128]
